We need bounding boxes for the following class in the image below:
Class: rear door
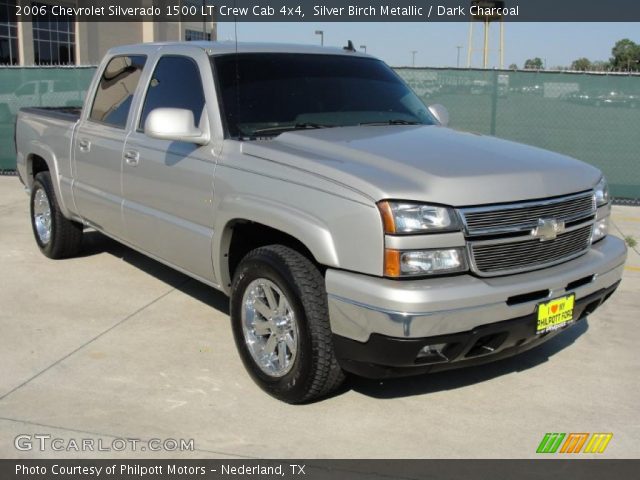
[122,48,217,282]
[72,54,146,239]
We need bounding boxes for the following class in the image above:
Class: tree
[610,39,640,71]
[508,63,518,70]
[524,57,543,70]
[591,60,611,72]
[571,58,592,71]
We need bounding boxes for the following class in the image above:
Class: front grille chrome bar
[459,191,596,236]
[458,191,596,276]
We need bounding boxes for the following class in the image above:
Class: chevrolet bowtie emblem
[531,218,565,241]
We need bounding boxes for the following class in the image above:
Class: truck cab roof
[106,41,372,58]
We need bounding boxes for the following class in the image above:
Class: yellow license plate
[537,294,575,334]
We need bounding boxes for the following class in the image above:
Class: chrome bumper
[326,235,627,342]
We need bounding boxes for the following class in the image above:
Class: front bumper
[333,282,619,378]
[326,235,627,378]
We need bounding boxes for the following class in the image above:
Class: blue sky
[217,22,640,68]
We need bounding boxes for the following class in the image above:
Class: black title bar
[10,0,640,22]
[3,460,640,480]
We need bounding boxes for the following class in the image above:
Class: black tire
[30,171,83,259]
[230,245,345,403]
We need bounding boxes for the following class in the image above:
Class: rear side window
[139,56,205,130]
[89,55,146,128]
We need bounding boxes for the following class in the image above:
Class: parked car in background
[510,84,543,95]
[564,89,639,108]
[0,80,85,121]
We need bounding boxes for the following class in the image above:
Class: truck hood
[241,125,601,206]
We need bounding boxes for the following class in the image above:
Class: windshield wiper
[252,122,332,136]
[359,119,422,126]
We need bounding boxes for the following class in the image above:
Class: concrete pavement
[0,176,638,459]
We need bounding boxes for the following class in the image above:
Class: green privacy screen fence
[1,66,639,199]
[396,68,640,200]
[0,67,95,172]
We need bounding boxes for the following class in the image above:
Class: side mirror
[428,104,449,127]
[144,108,210,145]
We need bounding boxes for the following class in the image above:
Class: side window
[139,56,205,130]
[89,55,146,128]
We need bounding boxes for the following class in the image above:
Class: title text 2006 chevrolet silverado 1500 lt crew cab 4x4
[15,42,627,403]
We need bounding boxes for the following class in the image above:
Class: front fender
[213,194,340,291]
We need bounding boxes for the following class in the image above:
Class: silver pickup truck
[15,42,627,403]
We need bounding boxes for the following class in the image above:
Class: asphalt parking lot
[0,176,639,459]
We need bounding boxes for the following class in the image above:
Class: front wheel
[230,245,345,403]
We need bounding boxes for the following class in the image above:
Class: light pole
[456,45,463,68]
[360,45,367,53]
[202,0,206,38]
[411,50,417,67]
[315,30,324,46]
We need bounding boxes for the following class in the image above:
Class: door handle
[124,150,140,166]
[78,138,91,151]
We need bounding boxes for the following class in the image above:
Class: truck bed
[20,106,82,122]
[15,106,83,192]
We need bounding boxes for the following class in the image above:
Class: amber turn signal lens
[384,249,401,277]
[377,201,396,234]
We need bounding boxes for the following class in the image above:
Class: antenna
[233,1,238,54]
[343,40,356,52]
[234,0,241,131]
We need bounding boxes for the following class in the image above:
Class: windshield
[212,53,436,138]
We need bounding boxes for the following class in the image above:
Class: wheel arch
[213,199,340,294]
[24,143,73,218]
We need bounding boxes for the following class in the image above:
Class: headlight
[592,177,611,243]
[385,248,468,277]
[378,201,460,234]
[594,177,609,207]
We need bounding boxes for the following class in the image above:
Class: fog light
[592,217,609,243]
[416,343,449,363]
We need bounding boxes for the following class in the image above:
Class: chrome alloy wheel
[33,188,52,245]
[241,278,299,377]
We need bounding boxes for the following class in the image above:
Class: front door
[122,54,216,282]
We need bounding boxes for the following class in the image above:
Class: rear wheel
[30,171,83,259]
[230,245,345,403]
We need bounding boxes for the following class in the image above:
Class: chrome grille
[459,191,597,276]
[470,224,593,275]
[461,192,595,235]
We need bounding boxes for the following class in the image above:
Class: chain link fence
[1,66,639,200]
[397,68,640,200]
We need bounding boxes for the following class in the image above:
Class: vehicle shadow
[348,320,588,399]
[80,230,229,315]
[79,230,589,401]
